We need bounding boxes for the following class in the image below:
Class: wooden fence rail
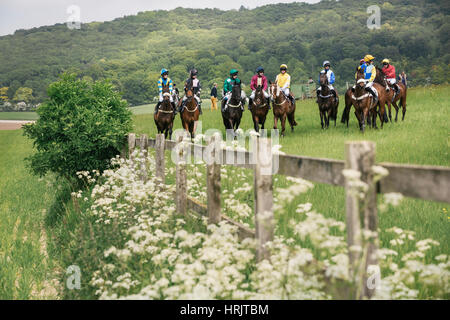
[126,133,450,299]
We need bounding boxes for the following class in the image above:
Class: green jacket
[223,77,241,93]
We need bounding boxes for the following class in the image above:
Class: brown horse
[180,86,200,140]
[251,85,270,132]
[341,87,354,127]
[221,83,244,136]
[353,68,388,131]
[154,84,175,140]
[317,72,339,129]
[269,82,297,136]
[385,82,407,122]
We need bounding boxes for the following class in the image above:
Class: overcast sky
[0,0,320,36]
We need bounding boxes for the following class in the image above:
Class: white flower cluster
[75,149,449,300]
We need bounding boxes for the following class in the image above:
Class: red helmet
[360,59,365,65]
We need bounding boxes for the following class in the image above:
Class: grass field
[0,85,448,299]
[132,85,449,254]
[0,130,59,299]
[0,112,39,121]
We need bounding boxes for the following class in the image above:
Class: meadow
[0,85,448,299]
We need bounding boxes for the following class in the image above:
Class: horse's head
[319,71,328,87]
[231,83,241,101]
[269,82,280,100]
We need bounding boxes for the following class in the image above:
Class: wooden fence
[126,132,450,298]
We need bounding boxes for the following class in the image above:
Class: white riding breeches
[182,95,201,103]
[159,93,173,102]
[250,90,270,99]
[317,84,334,91]
[387,78,396,85]
[281,88,290,97]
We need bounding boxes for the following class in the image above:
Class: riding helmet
[161,68,169,76]
[280,64,288,71]
[364,54,375,62]
[256,66,264,73]
[190,68,198,77]
[323,60,331,67]
[382,58,390,65]
[230,69,239,76]
[360,59,365,65]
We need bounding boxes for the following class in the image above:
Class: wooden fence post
[139,134,148,182]
[345,141,379,299]
[254,137,274,262]
[206,135,221,224]
[155,134,165,186]
[128,133,136,160]
[176,134,187,215]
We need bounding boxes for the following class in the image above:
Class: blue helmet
[161,68,169,76]
[256,66,264,73]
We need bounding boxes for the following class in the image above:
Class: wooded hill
[0,0,448,105]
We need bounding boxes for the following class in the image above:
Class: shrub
[23,72,132,183]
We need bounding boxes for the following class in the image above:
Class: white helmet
[323,60,331,67]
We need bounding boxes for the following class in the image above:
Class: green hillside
[0,0,448,105]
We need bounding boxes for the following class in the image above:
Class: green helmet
[230,69,238,76]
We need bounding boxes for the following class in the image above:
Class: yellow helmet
[280,64,288,70]
[364,54,375,62]
[382,58,390,64]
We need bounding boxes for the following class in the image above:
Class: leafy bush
[23,73,132,183]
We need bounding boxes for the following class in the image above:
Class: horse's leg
[281,114,287,136]
[273,114,278,131]
[287,111,295,132]
[379,102,386,129]
[320,110,324,129]
[401,95,407,121]
[253,115,259,132]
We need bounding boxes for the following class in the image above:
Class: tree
[23,73,132,183]
[13,87,33,103]
[0,87,9,102]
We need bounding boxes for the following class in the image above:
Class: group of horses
[341,67,408,132]
[154,69,408,140]
[154,81,298,140]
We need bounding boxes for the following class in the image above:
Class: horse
[341,87,354,127]
[250,85,270,132]
[384,80,408,122]
[341,66,389,127]
[180,85,200,140]
[221,83,244,136]
[353,68,388,132]
[269,82,297,136]
[317,72,339,129]
[154,84,175,140]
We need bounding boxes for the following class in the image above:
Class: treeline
[0,0,448,106]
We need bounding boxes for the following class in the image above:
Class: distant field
[0,112,39,120]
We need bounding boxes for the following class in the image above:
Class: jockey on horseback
[155,68,176,114]
[249,66,270,111]
[381,58,399,100]
[222,69,247,111]
[353,54,378,105]
[275,64,295,105]
[316,60,338,104]
[181,68,202,114]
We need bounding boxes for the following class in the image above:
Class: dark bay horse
[269,82,297,136]
[251,85,270,132]
[180,86,200,140]
[221,83,244,135]
[385,81,407,122]
[317,72,338,129]
[154,84,175,139]
[353,68,388,132]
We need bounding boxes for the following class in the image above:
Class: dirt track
[0,120,35,130]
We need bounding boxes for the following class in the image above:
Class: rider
[181,68,202,114]
[155,68,175,114]
[353,54,378,104]
[223,69,246,111]
[316,60,338,103]
[249,66,270,111]
[275,64,295,105]
[381,58,399,98]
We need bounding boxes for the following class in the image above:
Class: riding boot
[366,87,378,105]
[248,98,253,111]
[198,103,203,115]
[267,98,271,110]
[332,90,339,105]
[154,102,161,114]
